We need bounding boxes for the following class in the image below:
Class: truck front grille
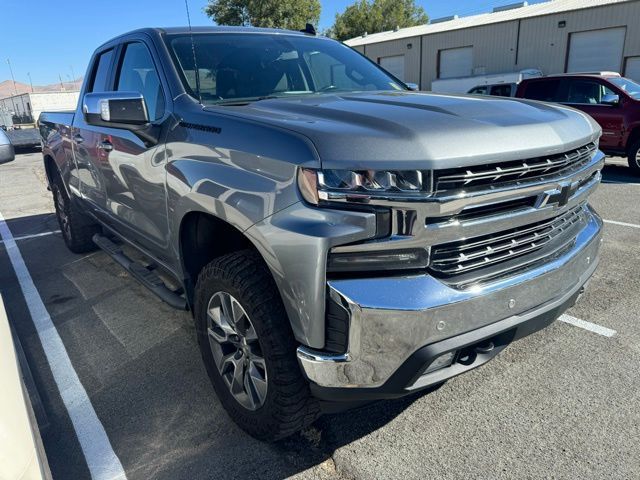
[429,205,586,284]
[434,143,597,193]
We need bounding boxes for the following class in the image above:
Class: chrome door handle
[98,141,113,152]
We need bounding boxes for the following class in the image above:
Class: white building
[345,0,640,90]
[0,91,80,125]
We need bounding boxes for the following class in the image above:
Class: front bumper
[297,204,602,397]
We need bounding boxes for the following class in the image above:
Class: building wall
[29,92,79,121]
[0,92,79,124]
[354,0,640,90]
[516,1,640,74]
[360,37,422,84]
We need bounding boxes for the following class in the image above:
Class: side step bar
[92,234,188,310]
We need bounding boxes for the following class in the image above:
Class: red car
[516,73,640,175]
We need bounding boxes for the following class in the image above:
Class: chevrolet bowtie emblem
[537,181,579,209]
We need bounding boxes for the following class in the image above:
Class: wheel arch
[177,210,286,316]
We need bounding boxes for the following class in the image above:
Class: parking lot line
[0,211,127,480]
[0,230,61,244]
[558,314,617,337]
[603,219,640,229]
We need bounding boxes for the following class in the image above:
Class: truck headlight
[298,168,433,205]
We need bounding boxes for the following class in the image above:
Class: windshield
[609,77,640,100]
[166,33,404,104]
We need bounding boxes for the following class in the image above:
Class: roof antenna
[300,23,316,35]
[184,0,202,104]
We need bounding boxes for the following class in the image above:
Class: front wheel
[194,250,319,441]
[627,139,640,176]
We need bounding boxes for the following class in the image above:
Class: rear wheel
[194,250,319,441]
[627,138,640,175]
[51,174,100,253]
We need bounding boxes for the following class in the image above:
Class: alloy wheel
[206,291,268,410]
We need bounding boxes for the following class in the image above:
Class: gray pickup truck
[39,26,604,441]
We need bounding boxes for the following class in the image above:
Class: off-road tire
[194,250,320,441]
[51,174,100,253]
[627,138,640,175]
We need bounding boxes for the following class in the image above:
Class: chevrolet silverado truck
[39,27,604,441]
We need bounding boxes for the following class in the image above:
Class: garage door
[625,57,640,83]
[567,27,626,73]
[439,46,473,79]
[379,55,405,81]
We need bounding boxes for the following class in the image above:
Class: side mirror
[406,82,419,91]
[601,93,620,106]
[83,92,150,127]
[83,92,159,145]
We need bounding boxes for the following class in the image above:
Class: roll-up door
[625,57,640,83]
[379,55,405,81]
[567,27,626,73]
[439,46,473,79]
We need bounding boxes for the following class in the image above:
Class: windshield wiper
[214,95,281,106]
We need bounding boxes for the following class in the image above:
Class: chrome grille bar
[434,143,597,192]
[430,205,584,276]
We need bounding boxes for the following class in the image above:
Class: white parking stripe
[559,314,617,337]
[603,219,640,229]
[0,230,61,244]
[0,211,127,480]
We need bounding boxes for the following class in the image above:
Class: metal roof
[344,0,635,47]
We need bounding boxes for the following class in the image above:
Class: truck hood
[207,91,601,170]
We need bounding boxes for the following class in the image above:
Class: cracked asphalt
[0,151,638,479]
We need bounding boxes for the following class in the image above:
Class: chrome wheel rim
[207,291,267,410]
[55,188,71,238]
[635,149,640,168]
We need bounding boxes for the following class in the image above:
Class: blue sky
[1,0,547,86]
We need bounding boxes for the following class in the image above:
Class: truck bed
[6,128,41,149]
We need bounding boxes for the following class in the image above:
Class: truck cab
[516,73,640,174]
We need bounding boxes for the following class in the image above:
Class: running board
[92,234,187,310]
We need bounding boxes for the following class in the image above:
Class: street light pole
[27,72,34,93]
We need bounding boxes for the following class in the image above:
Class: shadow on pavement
[601,161,640,184]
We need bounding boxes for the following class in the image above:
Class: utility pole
[58,74,65,91]
[27,72,34,92]
[70,65,76,88]
[6,59,18,95]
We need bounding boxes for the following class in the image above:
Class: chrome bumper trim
[297,205,602,388]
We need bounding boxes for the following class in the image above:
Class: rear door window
[469,86,488,95]
[88,49,114,93]
[490,84,513,97]
[522,80,561,101]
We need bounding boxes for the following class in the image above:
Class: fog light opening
[423,351,456,375]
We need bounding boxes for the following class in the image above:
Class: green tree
[204,0,321,30]
[329,0,428,41]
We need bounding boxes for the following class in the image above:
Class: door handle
[97,141,113,152]
[73,134,84,144]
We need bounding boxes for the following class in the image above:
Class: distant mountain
[0,78,83,99]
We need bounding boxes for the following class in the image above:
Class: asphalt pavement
[0,151,638,479]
